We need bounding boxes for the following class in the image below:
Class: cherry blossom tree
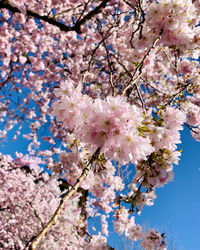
[0,0,200,249]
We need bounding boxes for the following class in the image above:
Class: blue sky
[1,122,199,249]
[107,127,200,250]
[144,127,200,250]
[137,127,200,250]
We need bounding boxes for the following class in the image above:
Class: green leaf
[131,61,140,67]
[152,116,158,122]
[142,121,152,125]
[138,126,152,133]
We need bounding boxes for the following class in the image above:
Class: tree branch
[0,0,110,33]
[122,32,162,99]
[29,148,100,250]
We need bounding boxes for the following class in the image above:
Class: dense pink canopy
[0,0,200,249]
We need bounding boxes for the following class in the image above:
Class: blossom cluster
[146,0,199,48]
[52,80,155,165]
[52,82,186,166]
[114,207,167,249]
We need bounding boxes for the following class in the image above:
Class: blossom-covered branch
[29,148,100,250]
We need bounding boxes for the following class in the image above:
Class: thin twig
[122,32,162,97]
[101,32,115,96]
[54,4,82,18]
[163,49,178,74]
[166,81,191,106]
[27,201,45,228]
[141,77,166,95]
[87,26,113,71]
[128,0,145,48]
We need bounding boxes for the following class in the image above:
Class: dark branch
[76,0,110,32]
[0,0,110,33]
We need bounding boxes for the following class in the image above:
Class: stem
[29,148,100,250]
[122,31,162,107]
